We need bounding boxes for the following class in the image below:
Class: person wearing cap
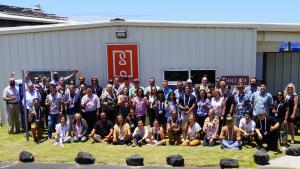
[129,78,145,98]
[51,69,79,87]
[233,82,251,126]
[219,114,241,150]
[251,82,273,117]
[145,77,161,94]
[91,76,103,98]
[239,112,256,144]
[118,75,133,95]
[3,78,20,134]
[254,111,280,151]
[28,98,44,142]
[45,82,63,139]
[186,79,194,93]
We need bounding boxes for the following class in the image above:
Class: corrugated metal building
[0,20,300,122]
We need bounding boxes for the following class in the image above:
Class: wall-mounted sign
[221,76,249,85]
[106,43,139,82]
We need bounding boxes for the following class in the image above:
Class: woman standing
[165,92,178,120]
[147,87,158,127]
[272,91,289,147]
[157,89,166,132]
[132,88,148,124]
[196,89,211,128]
[112,114,131,145]
[203,109,219,147]
[211,88,225,134]
[118,87,132,118]
[284,83,298,144]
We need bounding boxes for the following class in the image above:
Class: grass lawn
[0,126,297,168]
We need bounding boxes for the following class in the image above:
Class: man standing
[251,82,273,117]
[25,83,41,114]
[81,86,100,132]
[3,78,20,134]
[91,76,103,98]
[45,83,63,139]
[145,77,161,93]
[245,77,259,97]
[162,80,173,100]
[174,81,184,102]
[129,78,144,98]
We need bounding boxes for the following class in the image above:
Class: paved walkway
[265,155,300,169]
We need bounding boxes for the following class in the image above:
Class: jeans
[48,113,59,137]
[221,140,241,149]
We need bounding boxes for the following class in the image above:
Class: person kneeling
[167,110,182,145]
[71,113,88,142]
[146,120,166,146]
[219,114,241,150]
[254,111,280,151]
[54,116,71,147]
[132,120,148,147]
[29,98,44,143]
[181,115,201,146]
[89,112,113,143]
[239,113,255,145]
[113,114,131,145]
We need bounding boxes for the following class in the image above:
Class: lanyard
[260,118,267,132]
[184,95,190,107]
[69,93,76,105]
[35,108,41,119]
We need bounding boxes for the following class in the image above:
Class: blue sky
[1,0,300,23]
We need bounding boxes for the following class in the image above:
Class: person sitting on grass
[71,113,88,143]
[239,112,256,145]
[28,98,44,143]
[54,116,71,147]
[113,114,131,145]
[132,119,148,147]
[254,111,280,151]
[146,119,166,146]
[167,109,182,145]
[203,109,219,147]
[89,112,113,143]
[181,114,201,146]
[126,110,138,134]
[219,114,241,150]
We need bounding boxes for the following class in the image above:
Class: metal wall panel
[265,52,300,94]
[0,25,257,122]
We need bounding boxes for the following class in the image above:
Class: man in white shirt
[81,85,100,132]
[3,78,20,134]
[239,113,256,144]
[145,77,161,94]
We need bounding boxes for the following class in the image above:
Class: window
[164,69,216,86]
[28,70,76,83]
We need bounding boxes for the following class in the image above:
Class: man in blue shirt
[251,82,273,117]
[245,77,259,97]
[162,80,173,100]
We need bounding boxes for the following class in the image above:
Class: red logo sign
[106,44,139,82]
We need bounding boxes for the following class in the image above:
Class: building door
[264,52,300,95]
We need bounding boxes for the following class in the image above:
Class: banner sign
[106,43,139,82]
[221,76,249,85]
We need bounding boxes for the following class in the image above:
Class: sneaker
[59,143,64,147]
[221,145,225,149]
[132,143,137,147]
[53,142,59,146]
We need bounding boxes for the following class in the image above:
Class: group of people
[2,71,299,150]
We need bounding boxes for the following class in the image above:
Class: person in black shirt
[179,85,196,124]
[91,76,103,98]
[89,112,113,143]
[255,111,280,151]
[271,91,289,147]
